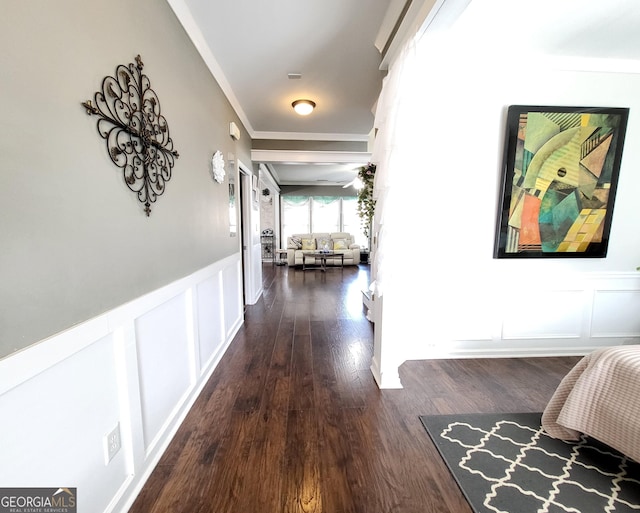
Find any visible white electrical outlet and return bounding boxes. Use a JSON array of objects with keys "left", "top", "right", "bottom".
[{"left": 104, "top": 423, "right": 121, "bottom": 465}]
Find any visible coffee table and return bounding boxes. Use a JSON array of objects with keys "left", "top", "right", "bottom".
[{"left": 302, "top": 251, "right": 344, "bottom": 271}]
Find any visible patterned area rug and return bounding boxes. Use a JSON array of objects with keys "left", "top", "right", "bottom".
[{"left": 420, "top": 412, "right": 640, "bottom": 513}]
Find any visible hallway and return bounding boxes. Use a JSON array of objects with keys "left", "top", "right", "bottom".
[{"left": 129, "top": 263, "right": 579, "bottom": 513}]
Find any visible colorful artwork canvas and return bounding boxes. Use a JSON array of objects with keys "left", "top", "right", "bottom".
[{"left": 494, "top": 105, "right": 629, "bottom": 258}]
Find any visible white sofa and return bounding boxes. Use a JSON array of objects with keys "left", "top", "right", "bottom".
[{"left": 286, "top": 232, "right": 361, "bottom": 266}]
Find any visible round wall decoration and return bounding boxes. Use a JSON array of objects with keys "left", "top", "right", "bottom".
[{"left": 211, "top": 150, "right": 225, "bottom": 183}]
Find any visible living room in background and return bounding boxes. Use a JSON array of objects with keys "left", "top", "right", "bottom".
[{"left": 281, "top": 195, "right": 367, "bottom": 249}]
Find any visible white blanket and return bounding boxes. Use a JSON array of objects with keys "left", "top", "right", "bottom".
[{"left": 542, "top": 345, "right": 640, "bottom": 462}]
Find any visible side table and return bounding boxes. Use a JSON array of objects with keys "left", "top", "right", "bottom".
[{"left": 275, "top": 249, "right": 288, "bottom": 266}]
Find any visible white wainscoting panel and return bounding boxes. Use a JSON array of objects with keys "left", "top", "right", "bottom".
[
  {"left": 591, "top": 289, "right": 640, "bottom": 338},
  {"left": 196, "top": 274, "right": 224, "bottom": 372},
  {"left": 222, "top": 260, "right": 243, "bottom": 337},
  {"left": 0, "top": 253, "right": 244, "bottom": 513},
  {"left": 501, "top": 289, "right": 584, "bottom": 340},
  {"left": 135, "top": 292, "right": 193, "bottom": 454}
]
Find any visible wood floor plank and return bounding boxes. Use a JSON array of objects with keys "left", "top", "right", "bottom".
[
  {"left": 281, "top": 409, "right": 322, "bottom": 513},
  {"left": 235, "top": 381, "right": 289, "bottom": 513},
  {"left": 234, "top": 319, "right": 294, "bottom": 511},
  {"left": 311, "top": 326, "right": 342, "bottom": 414},
  {"left": 196, "top": 410, "right": 260, "bottom": 513},
  {"left": 269, "top": 320, "right": 294, "bottom": 382},
  {"left": 232, "top": 323, "right": 277, "bottom": 412},
  {"left": 316, "top": 407, "right": 357, "bottom": 513},
  {"left": 289, "top": 333, "right": 315, "bottom": 411}
]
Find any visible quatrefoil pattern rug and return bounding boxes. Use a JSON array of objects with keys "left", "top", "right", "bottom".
[{"left": 420, "top": 412, "right": 640, "bottom": 513}]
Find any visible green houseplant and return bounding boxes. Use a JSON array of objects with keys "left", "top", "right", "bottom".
[{"left": 356, "top": 163, "right": 376, "bottom": 238}]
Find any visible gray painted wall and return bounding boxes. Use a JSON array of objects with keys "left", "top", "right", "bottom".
[
  {"left": 252, "top": 140, "right": 368, "bottom": 152},
  {"left": 280, "top": 185, "right": 358, "bottom": 197},
  {"left": 0, "top": 0, "right": 252, "bottom": 357}
]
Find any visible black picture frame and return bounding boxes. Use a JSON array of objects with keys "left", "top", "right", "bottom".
[{"left": 494, "top": 105, "right": 629, "bottom": 259}]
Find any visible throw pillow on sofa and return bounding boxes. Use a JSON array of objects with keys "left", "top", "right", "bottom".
[
  {"left": 288, "top": 236, "right": 302, "bottom": 249},
  {"left": 333, "top": 239, "right": 348, "bottom": 250},
  {"left": 301, "top": 238, "right": 316, "bottom": 250},
  {"left": 317, "top": 238, "right": 333, "bottom": 251}
]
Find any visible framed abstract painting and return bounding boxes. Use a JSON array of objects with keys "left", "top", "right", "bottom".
[{"left": 494, "top": 105, "right": 629, "bottom": 258}]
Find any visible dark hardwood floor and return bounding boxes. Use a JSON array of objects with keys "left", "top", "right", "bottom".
[{"left": 129, "top": 263, "right": 580, "bottom": 513}]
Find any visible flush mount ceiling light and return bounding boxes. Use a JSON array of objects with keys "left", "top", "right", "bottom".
[{"left": 292, "top": 99, "right": 316, "bottom": 116}]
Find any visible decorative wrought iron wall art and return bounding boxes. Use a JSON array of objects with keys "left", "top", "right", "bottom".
[{"left": 82, "top": 55, "right": 179, "bottom": 216}]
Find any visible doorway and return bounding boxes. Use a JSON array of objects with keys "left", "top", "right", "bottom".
[{"left": 238, "top": 161, "right": 262, "bottom": 305}]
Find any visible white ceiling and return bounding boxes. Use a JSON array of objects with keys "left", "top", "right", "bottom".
[
  {"left": 265, "top": 163, "right": 365, "bottom": 186},
  {"left": 168, "top": 0, "right": 640, "bottom": 186},
  {"left": 181, "top": 0, "right": 390, "bottom": 139}
]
